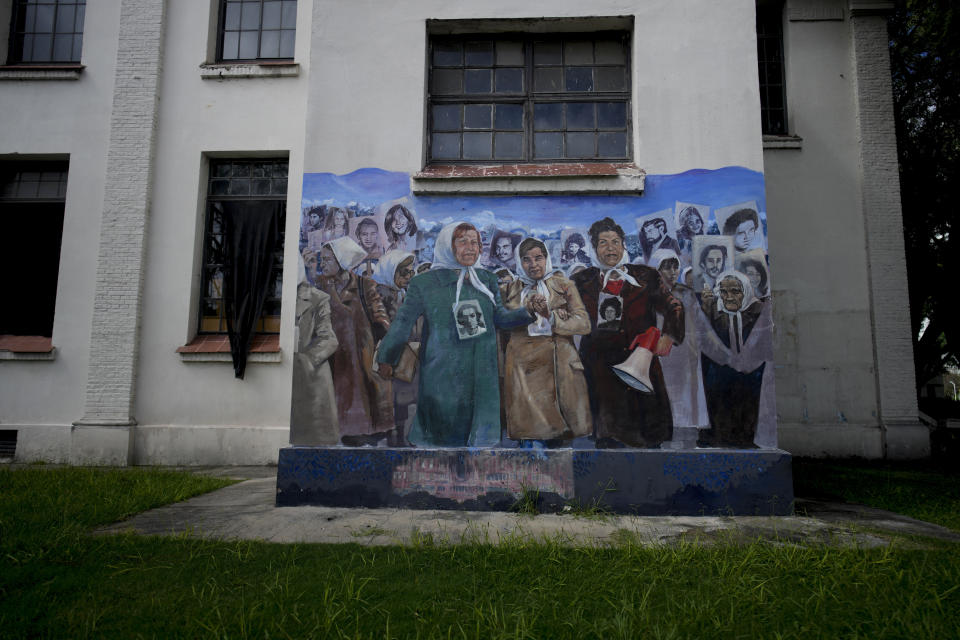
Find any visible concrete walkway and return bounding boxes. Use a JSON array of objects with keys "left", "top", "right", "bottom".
[{"left": 95, "top": 466, "right": 960, "bottom": 547}]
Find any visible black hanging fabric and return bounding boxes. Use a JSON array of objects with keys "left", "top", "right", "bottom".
[{"left": 221, "top": 200, "right": 282, "bottom": 379}]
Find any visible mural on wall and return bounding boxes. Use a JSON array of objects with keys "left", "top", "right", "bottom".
[{"left": 293, "top": 166, "right": 776, "bottom": 452}]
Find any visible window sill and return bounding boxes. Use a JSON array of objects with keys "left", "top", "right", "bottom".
[
  {"left": 177, "top": 334, "right": 281, "bottom": 363},
  {"left": 0, "top": 335, "right": 56, "bottom": 361},
  {"left": 0, "top": 64, "right": 84, "bottom": 81},
  {"left": 410, "top": 162, "right": 645, "bottom": 196},
  {"left": 763, "top": 134, "right": 803, "bottom": 150},
  {"left": 199, "top": 62, "right": 299, "bottom": 80}
]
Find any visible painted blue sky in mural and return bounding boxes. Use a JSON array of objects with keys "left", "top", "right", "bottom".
[{"left": 301, "top": 166, "right": 766, "bottom": 237}]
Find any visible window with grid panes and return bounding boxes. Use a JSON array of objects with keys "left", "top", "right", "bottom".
[
  {"left": 427, "top": 33, "right": 631, "bottom": 163},
  {"left": 217, "top": 0, "right": 296, "bottom": 62},
  {"left": 757, "top": 2, "right": 787, "bottom": 135},
  {"left": 7, "top": 0, "right": 85, "bottom": 64},
  {"left": 0, "top": 161, "right": 69, "bottom": 337},
  {"left": 199, "top": 159, "right": 286, "bottom": 334}
]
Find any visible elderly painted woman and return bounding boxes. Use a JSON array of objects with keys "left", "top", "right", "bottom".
[
  {"left": 374, "top": 249, "right": 419, "bottom": 446},
  {"left": 376, "top": 222, "right": 537, "bottom": 447},
  {"left": 318, "top": 236, "right": 393, "bottom": 445},
  {"left": 502, "top": 237, "right": 592, "bottom": 446}
]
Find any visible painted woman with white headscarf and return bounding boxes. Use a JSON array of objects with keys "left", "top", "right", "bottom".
[
  {"left": 502, "top": 237, "right": 592, "bottom": 445},
  {"left": 318, "top": 236, "right": 393, "bottom": 445},
  {"left": 375, "top": 222, "right": 536, "bottom": 447},
  {"left": 290, "top": 253, "right": 339, "bottom": 445},
  {"left": 697, "top": 269, "right": 775, "bottom": 448},
  {"left": 373, "top": 249, "right": 419, "bottom": 446}
]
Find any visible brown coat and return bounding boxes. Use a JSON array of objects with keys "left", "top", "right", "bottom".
[
  {"left": 502, "top": 275, "right": 592, "bottom": 440},
  {"left": 320, "top": 272, "right": 393, "bottom": 437}
]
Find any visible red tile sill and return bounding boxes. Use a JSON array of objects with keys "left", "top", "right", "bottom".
[
  {"left": 0, "top": 335, "right": 54, "bottom": 353},
  {"left": 413, "top": 162, "right": 641, "bottom": 179},
  {"left": 177, "top": 334, "right": 280, "bottom": 354}
]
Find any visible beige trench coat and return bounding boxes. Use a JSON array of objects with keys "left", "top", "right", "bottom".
[
  {"left": 502, "top": 275, "right": 592, "bottom": 440},
  {"left": 290, "top": 283, "right": 340, "bottom": 445}
]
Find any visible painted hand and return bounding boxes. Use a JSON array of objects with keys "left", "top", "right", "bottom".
[
  {"left": 554, "top": 308, "right": 569, "bottom": 321},
  {"left": 377, "top": 362, "right": 393, "bottom": 379},
  {"left": 654, "top": 335, "right": 674, "bottom": 357}
]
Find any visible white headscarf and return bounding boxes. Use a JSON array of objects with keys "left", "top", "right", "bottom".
[
  {"left": 515, "top": 238, "right": 553, "bottom": 336},
  {"left": 430, "top": 222, "right": 496, "bottom": 305},
  {"left": 650, "top": 248, "right": 681, "bottom": 270},
  {"left": 589, "top": 233, "right": 640, "bottom": 288},
  {"left": 713, "top": 269, "right": 756, "bottom": 353},
  {"left": 323, "top": 236, "right": 367, "bottom": 273},
  {"left": 374, "top": 249, "right": 416, "bottom": 290}
]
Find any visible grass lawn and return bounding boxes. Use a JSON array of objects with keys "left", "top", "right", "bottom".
[
  {"left": 793, "top": 457, "right": 960, "bottom": 530},
  {"left": 1, "top": 466, "right": 958, "bottom": 639}
]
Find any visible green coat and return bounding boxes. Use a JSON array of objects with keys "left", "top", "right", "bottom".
[{"left": 376, "top": 268, "right": 532, "bottom": 447}]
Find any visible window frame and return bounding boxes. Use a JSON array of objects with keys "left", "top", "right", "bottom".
[
  {"left": 756, "top": 1, "right": 788, "bottom": 136},
  {"left": 198, "top": 158, "right": 287, "bottom": 336},
  {"left": 215, "top": 0, "right": 297, "bottom": 63},
  {"left": 6, "top": 0, "right": 86, "bottom": 66},
  {"left": 425, "top": 31, "right": 633, "bottom": 165}
]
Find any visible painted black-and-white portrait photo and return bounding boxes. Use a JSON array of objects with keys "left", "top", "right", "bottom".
[{"left": 453, "top": 299, "right": 487, "bottom": 340}]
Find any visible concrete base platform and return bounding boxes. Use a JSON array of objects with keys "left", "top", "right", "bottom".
[{"left": 276, "top": 447, "right": 794, "bottom": 516}]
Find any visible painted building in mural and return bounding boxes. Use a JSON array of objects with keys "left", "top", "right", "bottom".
[{"left": 0, "top": 0, "right": 927, "bottom": 465}]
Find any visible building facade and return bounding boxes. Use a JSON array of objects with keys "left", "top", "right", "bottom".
[{"left": 0, "top": 0, "right": 928, "bottom": 465}]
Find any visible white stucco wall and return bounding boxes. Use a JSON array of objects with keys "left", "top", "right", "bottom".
[{"left": 0, "top": 1, "right": 121, "bottom": 460}]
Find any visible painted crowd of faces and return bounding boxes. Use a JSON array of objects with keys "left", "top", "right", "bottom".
[{"left": 300, "top": 198, "right": 770, "bottom": 299}]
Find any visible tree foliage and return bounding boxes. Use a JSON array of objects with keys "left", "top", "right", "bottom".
[{"left": 889, "top": 0, "right": 960, "bottom": 387}]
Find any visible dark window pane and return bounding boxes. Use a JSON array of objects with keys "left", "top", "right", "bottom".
[
  {"left": 432, "top": 133, "right": 461, "bottom": 160},
  {"left": 281, "top": 1, "right": 297, "bottom": 28},
  {"left": 35, "top": 4, "right": 54, "bottom": 32},
  {"left": 251, "top": 162, "right": 269, "bottom": 178},
  {"left": 56, "top": 5, "right": 75, "bottom": 32},
  {"left": 534, "top": 42, "right": 561, "bottom": 65},
  {"left": 534, "top": 132, "right": 563, "bottom": 158},
  {"left": 598, "top": 132, "right": 627, "bottom": 157},
  {"left": 494, "top": 104, "right": 523, "bottom": 130},
  {"left": 20, "top": 35, "right": 34, "bottom": 62},
  {"left": 272, "top": 163, "right": 287, "bottom": 177},
  {"left": 270, "top": 178, "right": 287, "bottom": 194},
  {"left": 262, "top": 1, "right": 282, "bottom": 28},
  {"left": 464, "top": 104, "right": 492, "bottom": 129},
  {"left": 241, "top": 2, "right": 261, "bottom": 29},
  {"left": 228, "top": 179, "right": 250, "bottom": 196},
  {"left": 464, "top": 69, "right": 492, "bottom": 93},
  {"left": 565, "top": 67, "right": 593, "bottom": 92},
  {"left": 495, "top": 68, "right": 523, "bottom": 93},
  {"left": 232, "top": 163, "right": 250, "bottom": 177},
  {"left": 598, "top": 102, "right": 627, "bottom": 129},
  {"left": 566, "top": 132, "right": 595, "bottom": 157},
  {"left": 494, "top": 133, "right": 523, "bottom": 159},
  {"left": 534, "top": 67, "right": 562, "bottom": 92},
  {"left": 211, "top": 179, "right": 229, "bottom": 195},
  {"left": 432, "top": 69, "right": 462, "bottom": 94},
  {"left": 595, "top": 40, "right": 626, "bottom": 64},
  {"left": 37, "top": 180, "right": 59, "bottom": 198},
  {"left": 496, "top": 41, "right": 524, "bottom": 65},
  {"left": 534, "top": 103, "right": 563, "bottom": 130},
  {"left": 251, "top": 179, "right": 272, "bottom": 195},
  {"left": 260, "top": 30, "right": 280, "bottom": 58},
  {"left": 564, "top": 41, "right": 593, "bottom": 65},
  {"left": 239, "top": 31, "right": 259, "bottom": 59},
  {"left": 463, "top": 132, "right": 492, "bottom": 159},
  {"left": 433, "top": 42, "right": 461, "bottom": 67},
  {"left": 33, "top": 35, "right": 52, "bottom": 59},
  {"left": 52, "top": 35, "right": 72, "bottom": 61},
  {"left": 71, "top": 36, "right": 82, "bottom": 61},
  {"left": 24, "top": 5, "right": 36, "bottom": 32},
  {"left": 213, "top": 163, "right": 232, "bottom": 177},
  {"left": 279, "top": 31, "right": 295, "bottom": 58},
  {"left": 225, "top": 2, "right": 242, "bottom": 29},
  {"left": 432, "top": 104, "right": 461, "bottom": 131},
  {"left": 222, "top": 31, "right": 239, "bottom": 59},
  {"left": 464, "top": 42, "right": 494, "bottom": 66},
  {"left": 595, "top": 67, "right": 626, "bottom": 91},
  {"left": 566, "top": 103, "right": 595, "bottom": 129}
]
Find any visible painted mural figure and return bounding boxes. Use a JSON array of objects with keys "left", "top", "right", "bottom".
[
  {"left": 384, "top": 204, "right": 418, "bottom": 252},
  {"left": 322, "top": 206, "right": 350, "bottom": 242},
  {"left": 572, "top": 218, "right": 684, "bottom": 448},
  {"left": 484, "top": 229, "right": 519, "bottom": 272},
  {"left": 723, "top": 208, "right": 760, "bottom": 253},
  {"left": 561, "top": 232, "right": 591, "bottom": 265},
  {"left": 697, "top": 270, "right": 773, "bottom": 448},
  {"left": 502, "top": 238, "right": 592, "bottom": 445},
  {"left": 290, "top": 257, "right": 340, "bottom": 446},
  {"left": 651, "top": 249, "right": 708, "bottom": 429},
  {"left": 639, "top": 217, "right": 681, "bottom": 265},
  {"left": 318, "top": 237, "right": 394, "bottom": 445},
  {"left": 676, "top": 205, "right": 705, "bottom": 258},
  {"left": 376, "top": 222, "right": 535, "bottom": 447},
  {"left": 696, "top": 243, "right": 728, "bottom": 290},
  {"left": 374, "top": 249, "right": 419, "bottom": 446}
]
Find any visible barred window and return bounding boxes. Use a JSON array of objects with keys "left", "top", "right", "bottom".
[
  {"left": 7, "top": 0, "right": 86, "bottom": 64},
  {"left": 757, "top": 2, "right": 787, "bottom": 135},
  {"left": 217, "top": 0, "right": 297, "bottom": 62},
  {"left": 199, "top": 159, "right": 287, "bottom": 334},
  {"left": 427, "top": 33, "right": 632, "bottom": 163}
]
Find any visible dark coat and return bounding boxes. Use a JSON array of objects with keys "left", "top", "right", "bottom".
[{"left": 572, "top": 264, "right": 685, "bottom": 447}]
